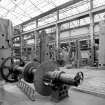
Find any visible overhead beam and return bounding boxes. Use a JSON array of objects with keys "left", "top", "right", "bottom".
[
  {"left": 20, "top": 0, "right": 84, "bottom": 26},
  {"left": 20, "top": 5, "right": 105, "bottom": 35},
  {"left": 58, "top": 5, "right": 105, "bottom": 24}
]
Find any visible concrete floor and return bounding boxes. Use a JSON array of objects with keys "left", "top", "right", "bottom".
[{"left": 1, "top": 83, "right": 105, "bottom": 105}]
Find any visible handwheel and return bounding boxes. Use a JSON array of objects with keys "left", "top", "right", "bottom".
[{"left": 0, "top": 56, "right": 25, "bottom": 83}]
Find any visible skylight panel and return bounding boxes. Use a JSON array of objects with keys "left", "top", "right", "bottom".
[
  {"left": 53, "top": 0, "right": 71, "bottom": 6},
  {"left": 0, "top": 0, "right": 10, "bottom": 7},
  {"left": 93, "top": 0, "right": 105, "bottom": 8},
  {"left": 0, "top": 8, "right": 7, "bottom": 16},
  {"left": 4, "top": 1, "right": 15, "bottom": 10},
  {"left": 39, "top": 4, "right": 54, "bottom": 13},
  {"left": 94, "top": 13, "right": 105, "bottom": 22}
]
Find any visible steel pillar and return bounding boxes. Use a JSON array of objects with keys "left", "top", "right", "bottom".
[
  {"left": 34, "top": 19, "right": 38, "bottom": 57},
  {"left": 89, "top": 0, "right": 95, "bottom": 66},
  {"left": 20, "top": 35, "right": 23, "bottom": 58},
  {"left": 98, "top": 16, "right": 105, "bottom": 68},
  {"left": 76, "top": 40, "right": 81, "bottom": 68},
  {"left": 56, "top": 10, "right": 60, "bottom": 49}
]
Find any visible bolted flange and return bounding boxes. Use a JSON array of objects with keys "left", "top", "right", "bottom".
[{"left": 23, "top": 61, "right": 40, "bottom": 83}]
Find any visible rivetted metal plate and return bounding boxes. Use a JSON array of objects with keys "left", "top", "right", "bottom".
[
  {"left": 34, "top": 60, "right": 58, "bottom": 96},
  {"left": 23, "top": 61, "right": 40, "bottom": 83}
]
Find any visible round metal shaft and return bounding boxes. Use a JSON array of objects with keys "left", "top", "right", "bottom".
[
  {"left": 13, "top": 61, "right": 40, "bottom": 83},
  {"left": 14, "top": 65, "right": 24, "bottom": 73},
  {"left": 59, "top": 73, "right": 77, "bottom": 86},
  {"left": 45, "top": 71, "right": 84, "bottom": 86}
]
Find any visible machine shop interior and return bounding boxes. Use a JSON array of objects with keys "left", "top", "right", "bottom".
[{"left": 0, "top": 0, "right": 105, "bottom": 105}]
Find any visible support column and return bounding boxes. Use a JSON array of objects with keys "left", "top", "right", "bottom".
[
  {"left": 75, "top": 40, "right": 81, "bottom": 68},
  {"left": 56, "top": 24, "right": 60, "bottom": 49},
  {"left": 89, "top": 0, "right": 95, "bottom": 66},
  {"left": 20, "top": 35, "right": 23, "bottom": 58},
  {"left": 98, "top": 15, "right": 105, "bottom": 68},
  {"left": 55, "top": 10, "right": 61, "bottom": 61},
  {"left": 34, "top": 19, "right": 38, "bottom": 57},
  {"left": 20, "top": 25, "right": 24, "bottom": 58},
  {"left": 56, "top": 10, "right": 60, "bottom": 49}
]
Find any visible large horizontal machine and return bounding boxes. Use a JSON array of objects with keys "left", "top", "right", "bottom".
[{"left": 0, "top": 56, "right": 84, "bottom": 101}]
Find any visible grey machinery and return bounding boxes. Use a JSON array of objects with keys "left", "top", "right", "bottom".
[
  {"left": 0, "top": 56, "right": 84, "bottom": 101},
  {"left": 0, "top": 19, "right": 84, "bottom": 102}
]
